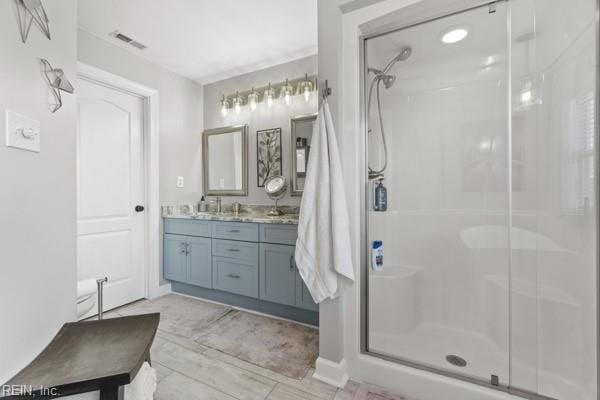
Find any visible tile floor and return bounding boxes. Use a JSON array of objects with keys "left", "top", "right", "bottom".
[{"left": 106, "top": 293, "right": 408, "bottom": 400}]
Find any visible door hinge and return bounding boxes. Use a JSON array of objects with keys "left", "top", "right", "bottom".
[{"left": 489, "top": 2, "right": 497, "bottom": 14}]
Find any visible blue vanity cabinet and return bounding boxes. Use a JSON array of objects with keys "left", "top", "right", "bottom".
[
  {"left": 164, "top": 234, "right": 188, "bottom": 282},
  {"left": 259, "top": 223, "right": 319, "bottom": 312},
  {"left": 187, "top": 236, "right": 212, "bottom": 288},
  {"left": 259, "top": 243, "right": 297, "bottom": 306},
  {"left": 164, "top": 217, "right": 318, "bottom": 325},
  {"left": 295, "top": 270, "right": 318, "bottom": 312}
]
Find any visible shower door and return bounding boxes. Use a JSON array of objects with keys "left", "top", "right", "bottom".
[
  {"left": 365, "top": 2, "right": 511, "bottom": 384},
  {"left": 364, "top": 0, "right": 598, "bottom": 398}
]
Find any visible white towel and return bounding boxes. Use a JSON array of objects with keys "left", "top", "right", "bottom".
[
  {"left": 62, "top": 362, "right": 157, "bottom": 400},
  {"left": 295, "top": 101, "right": 355, "bottom": 303}
]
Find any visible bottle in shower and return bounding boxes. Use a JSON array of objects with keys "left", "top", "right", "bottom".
[
  {"left": 374, "top": 178, "right": 387, "bottom": 212},
  {"left": 371, "top": 241, "right": 384, "bottom": 271}
]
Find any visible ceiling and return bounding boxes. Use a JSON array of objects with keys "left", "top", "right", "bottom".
[{"left": 78, "top": 0, "right": 318, "bottom": 84}]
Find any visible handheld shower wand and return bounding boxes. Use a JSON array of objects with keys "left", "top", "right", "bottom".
[{"left": 367, "top": 46, "right": 412, "bottom": 179}]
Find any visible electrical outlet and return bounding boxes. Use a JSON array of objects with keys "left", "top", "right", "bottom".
[{"left": 177, "top": 176, "right": 184, "bottom": 188}]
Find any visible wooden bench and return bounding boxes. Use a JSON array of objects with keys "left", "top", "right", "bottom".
[{"left": 2, "top": 313, "right": 160, "bottom": 399}]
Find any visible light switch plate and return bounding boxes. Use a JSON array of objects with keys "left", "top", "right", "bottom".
[
  {"left": 5, "top": 110, "right": 40, "bottom": 152},
  {"left": 176, "top": 176, "right": 184, "bottom": 188}
]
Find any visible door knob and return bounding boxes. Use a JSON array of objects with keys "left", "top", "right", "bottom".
[{"left": 135, "top": 205, "right": 145, "bottom": 212}]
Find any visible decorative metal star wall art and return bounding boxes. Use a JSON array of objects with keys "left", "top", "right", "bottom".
[
  {"left": 15, "top": 0, "right": 51, "bottom": 43},
  {"left": 41, "top": 58, "right": 75, "bottom": 113}
]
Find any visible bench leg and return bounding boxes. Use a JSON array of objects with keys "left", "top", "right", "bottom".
[{"left": 100, "top": 385, "right": 123, "bottom": 400}]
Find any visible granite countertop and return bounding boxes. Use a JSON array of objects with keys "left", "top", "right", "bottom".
[{"left": 162, "top": 204, "right": 300, "bottom": 225}]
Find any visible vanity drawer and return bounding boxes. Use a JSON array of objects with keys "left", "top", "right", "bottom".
[
  {"left": 212, "top": 239, "right": 258, "bottom": 261},
  {"left": 259, "top": 224, "right": 298, "bottom": 245},
  {"left": 212, "top": 256, "right": 258, "bottom": 298},
  {"left": 164, "top": 218, "right": 212, "bottom": 237},
  {"left": 213, "top": 221, "right": 259, "bottom": 242}
]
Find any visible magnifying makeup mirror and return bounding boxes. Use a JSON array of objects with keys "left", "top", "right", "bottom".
[{"left": 264, "top": 176, "right": 287, "bottom": 216}]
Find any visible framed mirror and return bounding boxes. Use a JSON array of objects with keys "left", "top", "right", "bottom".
[
  {"left": 203, "top": 125, "right": 248, "bottom": 196},
  {"left": 290, "top": 113, "right": 317, "bottom": 196}
]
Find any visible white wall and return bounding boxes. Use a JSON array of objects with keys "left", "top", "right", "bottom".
[
  {"left": 77, "top": 29, "right": 204, "bottom": 205},
  {"left": 316, "top": 0, "right": 347, "bottom": 367},
  {"left": 0, "top": 0, "right": 78, "bottom": 384},
  {"left": 203, "top": 55, "right": 317, "bottom": 206}
]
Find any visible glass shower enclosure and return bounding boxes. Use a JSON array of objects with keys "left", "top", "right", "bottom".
[{"left": 363, "top": 1, "right": 598, "bottom": 399}]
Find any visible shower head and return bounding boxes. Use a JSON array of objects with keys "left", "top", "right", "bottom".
[{"left": 382, "top": 46, "right": 412, "bottom": 74}]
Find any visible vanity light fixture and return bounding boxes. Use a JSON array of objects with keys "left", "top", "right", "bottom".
[
  {"left": 220, "top": 95, "right": 229, "bottom": 117},
  {"left": 218, "top": 74, "right": 317, "bottom": 116},
  {"left": 441, "top": 27, "right": 469, "bottom": 44},
  {"left": 233, "top": 91, "right": 244, "bottom": 114},
  {"left": 264, "top": 83, "right": 275, "bottom": 108},
  {"left": 248, "top": 87, "right": 259, "bottom": 111},
  {"left": 298, "top": 74, "right": 314, "bottom": 102},
  {"left": 280, "top": 79, "right": 293, "bottom": 105}
]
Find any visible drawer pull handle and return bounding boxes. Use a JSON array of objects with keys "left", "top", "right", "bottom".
[
  {"left": 290, "top": 255, "right": 296, "bottom": 271},
  {"left": 228, "top": 248, "right": 240, "bottom": 252},
  {"left": 228, "top": 229, "right": 240, "bottom": 233},
  {"left": 227, "top": 273, "right": 241, "bottom": 279}
]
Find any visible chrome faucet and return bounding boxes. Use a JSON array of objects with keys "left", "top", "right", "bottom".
[{"left": 209, "top": 196, "right": 222, "bottom": 213}]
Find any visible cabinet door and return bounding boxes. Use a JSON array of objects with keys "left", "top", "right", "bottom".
[
  {"left": 187, "top": 236, "right": 212, "bottom": 288},
  {"left": 164, "top": 234, "right": 187, "bottom": 282},
  {"left": 259, "top": 243, "right": 296, "bottom": 306},
  {"left": 295, "top": 268, "right": 318, "bottom": 311}
]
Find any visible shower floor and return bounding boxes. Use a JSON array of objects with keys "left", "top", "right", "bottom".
[
  {"left": 368, "top": 322, "right": 589, "bottom": 400},
  {"left": 369, "top": 322, "right": 507, "bottom": 383}
]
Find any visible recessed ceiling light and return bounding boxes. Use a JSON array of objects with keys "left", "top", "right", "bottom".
[{"left": 441, "top": 27, "right": 469, "bottom": 44}]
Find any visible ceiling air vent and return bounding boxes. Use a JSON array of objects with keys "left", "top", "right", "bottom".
[
  {"left": 109, "top": 31, "right": 146, "bottom": 50},
  {"left": 129, "top": 41, "right": 147, "bottom": 50}
]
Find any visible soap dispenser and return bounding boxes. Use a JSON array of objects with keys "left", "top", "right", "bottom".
[
  {"left": 198, "top": 196, "right": 207, "bottom": 212},
  {"left": 374, "top": 178, "right": 387, "bottom": 212}
]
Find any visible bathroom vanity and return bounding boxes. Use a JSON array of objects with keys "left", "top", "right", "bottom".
[{"left": 162, "top": 213, "right": 318, "bottom": 325}]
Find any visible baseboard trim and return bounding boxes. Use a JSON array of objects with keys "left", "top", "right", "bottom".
[
  {"left": 150, "top": 283, "right": 171, "bottom": 299},
  {"left": 171, "top": 282, "right": 318, "bottom": 326},
  {"left": 313, "top": 357, "right": 349, "bottom": 388}
]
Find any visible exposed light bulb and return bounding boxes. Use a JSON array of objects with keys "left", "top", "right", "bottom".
[
  {"left": 248, "top": 88, "right": 258, "bottom": 111},
  {"left": 220, "top": 94, "right": 228, "bottom": 117},
  {"left": 281, "top": 79, "right": 292, "bottom": 106},
  {"left": 232, "top": 91, "right": 242, "bottom": 114},
  {"left": 299, "top": 74, "right": 313, "bottom": 103},
  {"left": 264, "top": 83, "right": 275, "bottom": 109}
]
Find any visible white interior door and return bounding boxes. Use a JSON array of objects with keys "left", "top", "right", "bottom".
[{"left": 77, "top": 78, "right": 146, "bottom": 317}]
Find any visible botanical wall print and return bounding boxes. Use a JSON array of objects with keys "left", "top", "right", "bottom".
[{"left": 257, "top": 128, "right": 282, "bottom": 187}]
